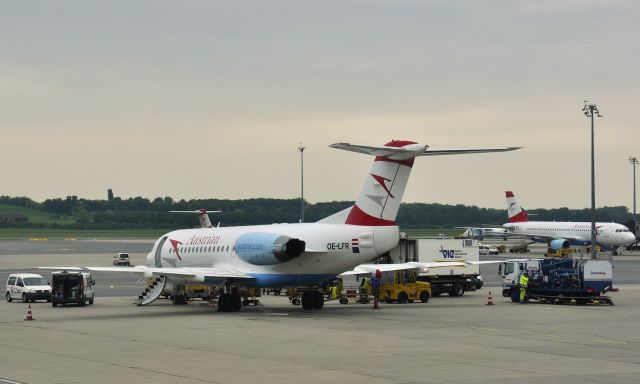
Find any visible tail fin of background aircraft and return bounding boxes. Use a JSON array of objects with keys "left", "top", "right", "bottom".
[
  {"left": 169, "top": 209, "right": 221, "bottom": 228},
  {"left": 505, "top": 191, "right": 528, "bottom": 223},
  {"left": 319, "top": 140, "right": 521, "bottom": 226}
]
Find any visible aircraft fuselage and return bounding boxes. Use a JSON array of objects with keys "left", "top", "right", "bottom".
[{"left": 146, "top": 223, "right": 399, "bottom": 287}]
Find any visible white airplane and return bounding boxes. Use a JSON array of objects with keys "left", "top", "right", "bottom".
[
  {"left": 502, "top": 191, "right": 636, "bottom": 250},
  {"left": 458, "top": 227, "right": 509, "bottom": 240},
  {"left": 42, "top": 140, "right": 520, "bottom": 312}
]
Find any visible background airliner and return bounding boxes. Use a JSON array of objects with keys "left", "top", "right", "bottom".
[
  {"left": 43, "top": 141, "right": 519, "bottom": 312},
  {"left": 502, "top": 191, "right": 636, "bottom": 250},
  {"left": 458, "top": 227, "right": 509, "bottom": 240}
]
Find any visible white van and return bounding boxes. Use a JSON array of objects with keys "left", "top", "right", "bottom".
[
  {"left": 113, "top": 252, "right": 131, "bottom": 266},
  {"left": 5, "top": 273, "right": 52, "bottom": 303},
  {"left": 51, "top": 271, "right": 96, "bottom": 307},
  {"left": 479, "top": 244, "right": 499, "bottom": 256}
]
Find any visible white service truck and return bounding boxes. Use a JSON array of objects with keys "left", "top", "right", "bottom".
[{"left": 388, "top": 238, "right": 483, "bottom": 297}]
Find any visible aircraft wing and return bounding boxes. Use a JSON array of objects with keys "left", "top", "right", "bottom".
[
  {"left": 40, "top": 265, "right": 253, "bottom": 281},
  {"left": 340, "top": 259, "right": 504, "bottom": 278},
  {"left": 339, "top": 261, "right": 467, "bottom": 277}
]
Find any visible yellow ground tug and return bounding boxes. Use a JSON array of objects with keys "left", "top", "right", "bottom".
[{"left": 378, "top": 270, "right": 431, "bottom": 304}]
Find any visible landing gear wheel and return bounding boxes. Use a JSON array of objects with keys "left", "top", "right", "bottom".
[
  {"left": 231, "top": 294, "right": 242, "bottom": 312},
  {"left": 172, "top": 294, "right": 187, "bottom": 305},
  {"left": 89, "top": 298, "right": 94, "bottom": 305},
  {"left": 301, "top": 292, "right": 314, "bottom": 310},
  {"left": 52, "top": 302, "right": 58, "bottom": 307},
  {"left": 420, "top": 291, "right": 430, "bottom": 303},
  {"left": 6, "top": 292, "right": 12, "bottom": 302},
  {"left": 218, "top": 293, "right": 231, "bottom": 312},
  {"left": 312, "top": 292, "right": 324, "bottom": 309},
  {"left": 339, "top": 296, "right": 349, "bottom": 305}
]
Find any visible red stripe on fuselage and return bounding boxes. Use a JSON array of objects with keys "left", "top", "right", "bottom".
[{"left": 345, "top": 204, "right": 396, "bottom": 226}]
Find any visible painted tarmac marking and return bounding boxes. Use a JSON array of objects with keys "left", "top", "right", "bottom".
[
  {"left": 593, "top": 339, "right": 627, "bottom": 345},
  {"left": 0, "top": 378, "right": 27, "bottom": 384}
]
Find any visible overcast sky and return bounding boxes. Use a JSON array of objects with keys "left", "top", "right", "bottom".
[{"left": 2, "top": 1, "right": 639, "bottom": 210}]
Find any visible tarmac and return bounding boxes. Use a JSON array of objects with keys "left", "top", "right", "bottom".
[{"left": 1, "top": 239, "right": 640, "bottom": 383}]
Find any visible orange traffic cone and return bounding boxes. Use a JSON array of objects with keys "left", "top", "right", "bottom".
[
  {"left": 486, "top": 291, "right": 494, "bottom": 306},
  {"left": 25, "top": 304, "right": 34, "bottom": 321}
]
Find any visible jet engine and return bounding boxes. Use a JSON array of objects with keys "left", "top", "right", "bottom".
[
  {"left": 549, "top": 239, "right": 571, "bottom": 251},
  {"left": 235, "top": 232, "right": 306, "bottom": 265}
]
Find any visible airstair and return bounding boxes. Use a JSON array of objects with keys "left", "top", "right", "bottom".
[{"left": 136, "top": 275, "right": 167, "bottom": 306}]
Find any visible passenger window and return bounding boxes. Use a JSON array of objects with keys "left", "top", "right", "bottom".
[
  {"left": 17, "top": 279, "right": 24, "bottom": 287},
  {"left": 8, "top": 277, "right": 16, "bottom": 285}
]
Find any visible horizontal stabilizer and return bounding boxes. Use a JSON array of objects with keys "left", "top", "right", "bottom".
[
  {"left": 330, "top": 142, "right": 521, "bottom": 160},
  {"left": 419, "top": 147, "right": 522, "bottom": 156}
]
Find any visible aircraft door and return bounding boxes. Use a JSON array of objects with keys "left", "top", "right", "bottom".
[{"left": 155, "top": 236, "right": 168, "bottom": 267}]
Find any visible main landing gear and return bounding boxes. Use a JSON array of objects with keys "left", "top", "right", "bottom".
[
  {"left": 218, "top": 285, "right": 242, "bottom": 312},
  {"left": 300, "top": 290, "right": 324, "bottom": 310}
]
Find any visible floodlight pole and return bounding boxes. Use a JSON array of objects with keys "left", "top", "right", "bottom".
[
  {"left": 630, "top": 156, "right": 638, "bottom": 225},
  {"left": 299, "top": 143, "right": 306, "bottom": 223},
  {"left": 583, "top": 101, "right": 602, "bottom": 260}
]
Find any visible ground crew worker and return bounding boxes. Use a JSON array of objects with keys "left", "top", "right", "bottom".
[
  {"left": 330, "top": 284, "right": 338, "bottom": 300},
  {"left": 519, "top": 271, "right": 529, "bottom": 303},
  {"left": 359, "top": 277, "right": 370, "bottom": 303}
]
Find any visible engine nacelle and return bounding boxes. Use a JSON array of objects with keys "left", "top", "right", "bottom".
[
  {"left": 235, "top": 232, "right": 306, "bottom": 265},
  {"left": 549, "top": 239, "right": 570, "bottom": 251}
]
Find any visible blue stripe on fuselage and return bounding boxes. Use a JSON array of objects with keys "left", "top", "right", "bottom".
[
  {"left": 530, "top": 237, "right": 599, "bottom": 246},
  {"left": 244, "top": 274, "right": 338, "bottom": 287}
]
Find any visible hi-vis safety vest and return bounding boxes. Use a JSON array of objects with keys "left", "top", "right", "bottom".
[{"left": 519, "top": 274, "right": 528, "bottom": 288}]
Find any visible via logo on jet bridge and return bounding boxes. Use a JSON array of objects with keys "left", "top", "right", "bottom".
[{"left": 439, "top": 247, "right": 457, "bottom": 259}]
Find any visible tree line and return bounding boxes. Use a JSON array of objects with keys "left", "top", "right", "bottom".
[{"left": 0, "top": 195, "right": 634, "bottom": 230}]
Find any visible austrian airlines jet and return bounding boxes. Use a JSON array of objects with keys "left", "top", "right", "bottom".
[
  {"left": 44, "top": 141, "right": 519, "bottom": 312},
  {"left": 502, "top": 191, "right": 636, "bottom": 250}
]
